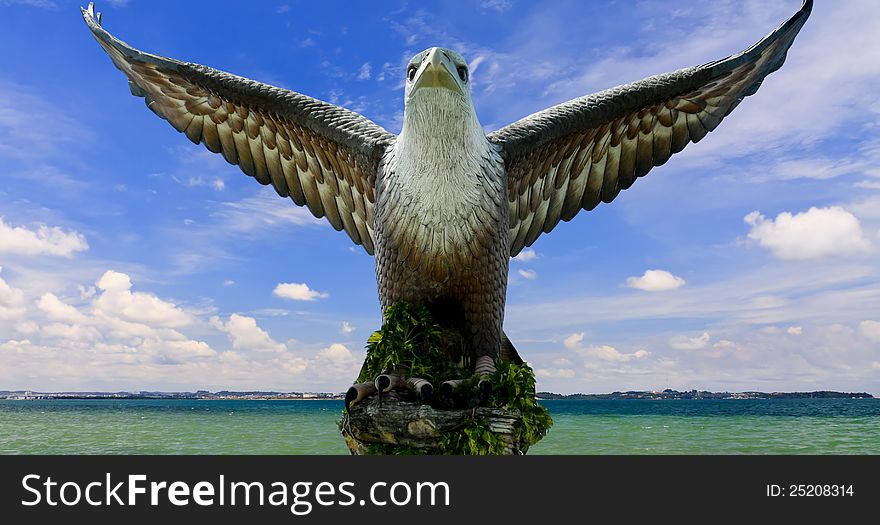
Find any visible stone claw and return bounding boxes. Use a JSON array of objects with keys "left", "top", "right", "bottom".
[
  {"left": 374, "top": 373, "right": 406, "bottom": 393},
  {"left": 475, "top": 355, "right": 496, "bottom": 396},
  {"left": 406, "top": 378, "right": 433, "bottom": 402},
  {"left": 345, "top": 382, "right": 377, "bottom": 412},
  {"left": 439, "top": 379, "right": 465, "bottom": 396}
]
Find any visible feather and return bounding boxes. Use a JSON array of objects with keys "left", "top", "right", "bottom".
[
  {"left": 652, "top": 121, "right": 673, "bottom": 167},
  {"left": 670, "top": 111, "right": 689, "bottom": 154},
  {"left": 184, "top": 115, "right": 203, "bottom": 145},
  {"left": 217, "top": 123, "right": 237, "bottom": 164},
  {"left": 201, "top": 119, "right": 222, "bottom": 153},
  {"left": 686, "top": 113, "right": 708, "bottom": 143},
  {"left": 233, "top": 130, "right": 255, "bottom": 177}
]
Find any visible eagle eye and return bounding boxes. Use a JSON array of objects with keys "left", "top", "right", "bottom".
[
  {"left": 407, "top": 65, "right": 417, "bottom": 82},
  {"left": 457, "top": 66, "right": 468, "bottom": 83}
]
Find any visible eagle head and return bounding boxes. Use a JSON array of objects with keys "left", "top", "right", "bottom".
[{"left": 402, "top": 47, "right": 480, "bottom": 139}]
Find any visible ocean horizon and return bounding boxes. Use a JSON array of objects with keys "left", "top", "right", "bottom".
[{"left": 1, "top": 398, "right": 878, "bottom": 455}]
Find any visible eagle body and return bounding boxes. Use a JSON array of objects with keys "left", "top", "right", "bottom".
[
  {"left": 81, "top": 0, "right": 813, "bottom": 374},
  {"left": 376, "top": 88, "right": 508, "bottom": 360}
]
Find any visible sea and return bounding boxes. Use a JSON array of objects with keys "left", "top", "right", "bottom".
[{"left": 1, "top": 398, "right": 878, "bottom": 454}]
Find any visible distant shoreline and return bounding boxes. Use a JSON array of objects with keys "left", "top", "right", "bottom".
[
  {"left": 535, "top": 389, "right": 874, "bottom": 400},
  {"left": 0, "top": 388, "right": 873, "bottom": 401}
]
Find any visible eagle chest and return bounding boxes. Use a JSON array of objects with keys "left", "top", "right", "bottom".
[{"left": 376, "top": 161, "right": 508, "bottom": 288}]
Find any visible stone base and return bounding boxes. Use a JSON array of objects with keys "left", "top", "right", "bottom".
[{"left": 341, "top": 390, "right": 528, "bottom": 455}]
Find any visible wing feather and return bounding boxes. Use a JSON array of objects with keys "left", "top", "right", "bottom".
[
  {"left": 82, "top": 4, "right": 394, "bottom": 254},
  {"left": 492, "top": 0, "right": 811, "bottom": 256}
]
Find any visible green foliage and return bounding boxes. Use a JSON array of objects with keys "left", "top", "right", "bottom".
[
  {"left": 352, "top": 302, "right": 552, "bottom": 455},
  {"left": 485, "top": 362, "right": 554, "bottom": 448},
  {"left": 437, "top": 421, "right": 507, "bottom": 455},
  {"left": 356, "top": 303, "right": 465, "bottom": 385}
]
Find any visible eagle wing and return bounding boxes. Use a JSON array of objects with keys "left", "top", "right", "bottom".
[
  {"left": 489, "top": 0, "right": 812, "bottom": 256},
  {"left": 82, "top": 3, "right": 395, "bottom": 254}
]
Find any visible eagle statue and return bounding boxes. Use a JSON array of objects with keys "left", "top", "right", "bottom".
[{"left": 82, "top": 1, "right": 812, "bottom": 390}]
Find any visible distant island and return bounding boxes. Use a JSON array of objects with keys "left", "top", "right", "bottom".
[
  {"left": 0, "top": 388, "right": 873, "bottom": 400},
  {"left": 536, "top": 389, "right": 874, "bottom": 400},
  {"left": 0, "top": 390, "right": 346, "bottom": 400}
]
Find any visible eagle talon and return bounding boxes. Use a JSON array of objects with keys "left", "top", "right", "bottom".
[
  {"left": 439, "top": 379, "right": 465, "bottom": 396},
  {"left": 406, "top": 378, "right": 433, "bottom": 402},
  {"left": 345, "top": 381, "right": 377, "bottom": 412}
]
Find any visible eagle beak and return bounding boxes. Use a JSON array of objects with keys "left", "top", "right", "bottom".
[{"left": 413, "top": 48, "right": 462, "bottom": 94}]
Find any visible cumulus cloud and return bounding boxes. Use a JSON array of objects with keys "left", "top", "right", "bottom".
[
  {"left": 745, "top": 207, "right": 872, "bottom": 260},
  {"left": 273, "top": 282, "right": 329, "bottom": 301},
  {"left": 0, "top": 270, "right": 217, "bottom": 387},
  {"left": 786, "top": 326, "right": 803, "bottom": 336},
  {"left": 311, "top": 343, "right": 361, "bottom": 379},
  {"left": 512, "top": 248, "right": 538, "bottom": 262},
  {"left": 625, "top": 269, "right": 685, "bottom": 292},
  {"left": 0, "top": 271, "right": 26, "bottom": 321},
  {"left": 670, "top": 332, "right": 711, "bottom": 351},
  {"left": 535, "top": 367, "right": 576, "bottom": 378},
  {"left": 518, "top": 269, "right": 537, "bottom": 280},
  {"left": 0, "top": 217, "right": 88, "bottom": 257},
  {"left": 859, "top": 320, "right": 880, "bottom": 342},
  {"left": 210, "top": 314, "right": 286, "bottom": 353},
  {"left": 317, "top": 343, "right": 354, "bottom": 362},
  {"left": 564, "top": 332, "right": 649, "bottom": 362},
  {"left": 0, "top": 268, "right": 372, "bottom": 391},
  {"left": 94, "top": 271, "right": 193, "bottom": 328},
  {"left": 37, "top": 293, "right": 88, "bottom": 324}
]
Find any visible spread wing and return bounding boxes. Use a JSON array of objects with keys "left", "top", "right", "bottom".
[
  {"left": 82, "top": 3, "right": 395, "bottom": 254},
  {"left": 490, "top": 0, "right": 812, "bottom": 256}
]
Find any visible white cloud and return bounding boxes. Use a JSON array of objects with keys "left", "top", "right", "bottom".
[
  {"left": 535, "top": 367, "right": 576, "bottom": 378},
  {"left": 341, "top": 321, "right": 355, "bottom": 334},
  {"left": 670, "top": 332, "right": 711, "bottom": 350},
  {"left": 175, "top": 175, "right": 225, "bottom": 191},
  {"left": 480, "top": 0, "right": 512, "bottom": 12},
  {"left": 310, "top": 343, "right": 362, "bottom": 380},
  {"left": 0, "top": 217, "right": 88, "bottom": 258},
  {"left": 859, "top": 320, "right": 880, "bottom": 342},
  {"left": 564, "top": 332, "right": 649, "bottom": 362},
  {"left": 41, "top": 322, "right": 102, "bottom": 342},
  {"left": 745, "top": 207, "right": 872, "bottom": 260},
  {"left": 0, "top": 272, "right": 25, "bottom": 321},
  {"left": 626, "top": 269, "right": 685, "bottom": 292},
  {"left": 786, "top": 326, "right": 803, "bottom": 335},
  {"left": 37, "top": 293, "right": 88, "bottom": 324},
  {"left": 14, "top": 321, "right": 38, "bottom": 334},
  {"left": 0, "top": 270, "right": 218, "bottom": 388},
  {"left": 518, "top": 269, "right": 537, "bottom": 280},
  {"left": 273, "top": 282, "right": 329, "bottom": 301},
  {"left": 317, "top": 343, "right": 354, "bottom": 363},
  {"left": 94, "top": 271, "right": 192, "bottom": 328},
  {"left": 210, "top": 314, "right": 286, "bottom": 353},
  {"left": 562, "top": 332, "right": 585, "bottom": 350},
  {"left": 1, "top": 0, "right": 58, "bottom": 8},
  {"left": 512, "top": 248, "right": 538, "bottom": 262},
  {"left": 211, "top": 188, "right": 323, "bottom": 234},
  {"left": 357, "top": 63, "right": 372, "bottom": 80}
]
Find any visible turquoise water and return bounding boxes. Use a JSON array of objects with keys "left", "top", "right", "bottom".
[{"left": 1, "top": 398, "right": 877, "bottom": 454}]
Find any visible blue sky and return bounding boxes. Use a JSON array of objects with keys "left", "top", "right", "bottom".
[{"left": 1, "top": 0, "right": 878, "bottom": 394}]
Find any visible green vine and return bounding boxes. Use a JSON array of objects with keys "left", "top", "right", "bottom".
[
  {"left": 349, "top": 302, "right": 552, "bottom": 455},
  {"left": 355, "top": 302, "right": 467, "bottom": 385}
]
